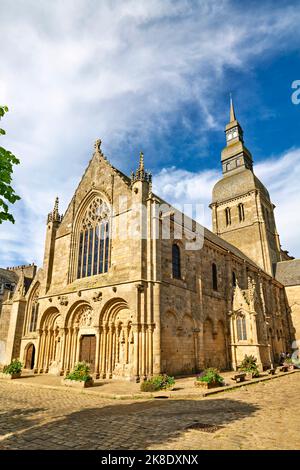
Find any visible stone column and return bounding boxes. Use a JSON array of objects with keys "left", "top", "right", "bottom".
[
  {"left": 152, "top": 283, "right": 161, "bottom": 375},
  {"left": 40, "top": 329, "right": 48, "bottom": 373},
  {"left": 64, "top": 328, "right": 72, "bottom": 374},
  {"left": 34, "top": 329, "right": 43, "bottom": 373},
  {"left": 72, "top": 327, "right": 79, "bottom": 366},
  {"left": 193, "top": 328, "right": 201, "bottom": 372},
  {"left": 229, "top": 312, "right": 238, "bottom": 370},
  {"left": 148, "top": 324, "right": 154, "bottom": 377},
  {"left": 133, "top": 323, "right": 140, "bottom": 382},
  {"left": 45, "top": 329, "right": 53, "bottom": 372},
  {"left": 60, "top": 328, "right": 68, "bottom": 375},
  {"left": 108, "top": 324, "right": 115, "bottom": 379},
  {"left": 100, "top": 324, "right": 108, "bottom": 379},
  {"left": 94, "top": 326, "right": 101, "bottom": 379}
]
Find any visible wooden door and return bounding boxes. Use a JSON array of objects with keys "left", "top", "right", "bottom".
[
  {"left": 79, "top": 335, "right": 96, "bottom": 373},
  {"left": 25, "top": 344, "right": 35, "bottom": 369}
]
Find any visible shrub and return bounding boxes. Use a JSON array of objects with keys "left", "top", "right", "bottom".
[
  {"left": 141, "top": 374, "right": 175, "bottom": 392},
  {"left": 3, "top": 359, "right": 22, "bottom": 375},
  {"left": 66, "top": 362, "right": 92, "bottom": 382},
  {"left": 196, "top": 368, "right": 224, "bottom": 385},
  {"left": 239, "top": 355, "right": 259, "bottom": 377}
]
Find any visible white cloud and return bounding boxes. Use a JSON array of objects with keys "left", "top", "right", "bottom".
[
  {"left": 0, "top": 0, "right": 300, "bottom": 266},
  {"left": 154, "top": 148, "right": 300, "bottom": 259}
]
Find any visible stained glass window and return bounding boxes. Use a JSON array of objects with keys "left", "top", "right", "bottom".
[{"left": 77, "top": 197, "right": 110, "bottom": 279}]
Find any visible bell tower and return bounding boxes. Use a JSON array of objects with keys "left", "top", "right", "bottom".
[{"left": 210, "top": 97, "right": 282, "bottom": 276}]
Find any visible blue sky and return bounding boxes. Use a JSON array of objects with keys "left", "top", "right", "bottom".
[{"left": 0, "top": 0, "right": 300, "bottom": 266}]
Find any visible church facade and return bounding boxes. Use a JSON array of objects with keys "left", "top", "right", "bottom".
[{"left": 0, "top": 101, "right": 299, "bottom": 381}]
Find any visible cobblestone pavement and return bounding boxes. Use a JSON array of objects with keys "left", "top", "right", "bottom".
[{"left": 0, "top": 373, "right": 299, "bottom": 450}]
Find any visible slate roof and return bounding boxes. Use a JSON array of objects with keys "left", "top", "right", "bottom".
[
  {"left": 275, "top": 259, "right": 300, "bottom": 286},
  {"left": 0, "top": 268, "right": 18, "bottom": 285}
]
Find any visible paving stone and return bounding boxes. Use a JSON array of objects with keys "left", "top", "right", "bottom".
[{"left": 0, "top": 374, "right": 299, "bottom": 449}]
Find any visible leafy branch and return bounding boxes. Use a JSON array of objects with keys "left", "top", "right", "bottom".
[{"left": 0, "top": 105, "right": 21, "bottom": 224}]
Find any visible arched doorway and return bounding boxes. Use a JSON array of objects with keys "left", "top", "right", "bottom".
[{"left": 25, "top": 344, "right": 35, "bottom": 369}]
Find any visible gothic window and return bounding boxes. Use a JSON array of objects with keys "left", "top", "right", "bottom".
[
  {"left": 212, "top": 263, "right": 218, "bottom": 291},
  {"left": 237, "top": 316, "right": 247, "bottom": 341},
  {"left": 28, "top": 284, "right": 40, "bottom": 333},
  {"left": 225, "top": 207, "right": 231, "bottom": 226},
  {"left": 238, "top": 203, "right": 245, "bottom": 222},
  {"left": 172, "top": 244, "right": 181, "bottom": 279},
  {"left": 232, "top": 271, "right": 237, "bottom": 287},
  {"left": 77, "top": 196, "right": 110, "bottom": 279},
  {"left": 29, "top": 303, "right": 39, "bottom": 332}
]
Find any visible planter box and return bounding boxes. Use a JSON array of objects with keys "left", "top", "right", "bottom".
[
  {"left": 0, "top": 372, "right": 21, "bottom": 380},
  {"left": 194, "top": 380, "right": 222, "bottom": 389},
  {"left": 62, "top": 378, "right": 94, "bottom": 389},
  {"left": 245, "top": 372, "right": 259, "bottom": 380}
]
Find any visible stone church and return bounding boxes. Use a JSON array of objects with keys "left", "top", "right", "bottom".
[{"left": 0, "top": 100, "right": 299, "bottom": 381}]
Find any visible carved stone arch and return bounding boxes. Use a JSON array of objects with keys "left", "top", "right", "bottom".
[
  {"left": 162, "top": 310, "right": 178, "bottom": 332},
  {"left": 36, "top": 306, "right": 63, "bottom": 374},
  {"left": 25, "top": 281, "right": 40, "bottom": 333},
  {"left": 181, "top": 313, "right": 195, "bottom": 336},
  {"left": 99, "top": 298, "right": 130, "bottom": 325},
  {"left": 39, "top": 306, "right": 61, "bottom": 330},
  {"left": 65, "top": 301, "right": 93, "bottom": 328},
  {"left": 74, "top": 189, "right": 112, "bottom": 231}
]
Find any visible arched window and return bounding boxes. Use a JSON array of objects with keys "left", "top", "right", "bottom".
[
  {"left": 212, "top": 263, "right": 218, "bottom": 291},
  {"left": 225, "top": 207, "right": 231, "bottom": 226},
  {"left": 172, "top": 244, "right": 181, "bottom": 279},
  {"left": 237, "top": 316, "right": 247, "bottom": 340},
  {"left": 238, "top": 203, "right": 245, "bottom": 222},
  {"left": 29, "top": 285, "right": 40, "bottom": 332},
  {"left": 77, "top": 196, "right": 110, "bottom": 279},
  {"left": 232, "top": 271, "right": 237, "bottom": 287}
]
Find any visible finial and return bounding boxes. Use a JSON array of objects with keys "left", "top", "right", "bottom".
[
  {"left": 139, "top": 151, "right": 144, "bottom": 171},
  {"left": 54, "top": 196, "right": 59, "bottom": 215},
  {"left": 229, "top": 93, "right": 236, "bottom": 122},
  {"left": 131, "top": 151, "right": 151, "bottom": 185},
  {"left": 94, "top": 139, "right": 102, "bottom": 153},
  {"left": 47, "top": 196, "right": 62, "bottom": 224}
]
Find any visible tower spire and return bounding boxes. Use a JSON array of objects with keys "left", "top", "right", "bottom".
[
  {"left": 229, "top": 93, "right": 236, "bottom": 122},
  {"left": 139, "top": 151, "right": 144, "bottom": 171},
  {"left": 47, "top": 196, "right": 62, "bottom": 223},
  {"left": 131, "top": 151, "right": 152, "bottom": 185}
]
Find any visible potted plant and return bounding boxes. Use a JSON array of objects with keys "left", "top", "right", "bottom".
[
  {"left": 239, "top": 355, "right": 259, "bottom": 379},
  {"left": 140, "top": 374, "right": 175, "bottom": 392},
  {"left": 195, "top": 368, "right": 224, "bottom": 389},
  {"left": 63, "top": 362, "right": 94, "bottom": 388},
  {"left": 1, "top": 359, "right": 22, "bottom": 379}
]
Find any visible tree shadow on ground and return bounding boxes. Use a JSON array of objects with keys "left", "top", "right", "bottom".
[
  {"left": 0, "top": 408, "right": 45, "bottom": 436},
  {"left": 0, "top": 398, "right": 259, "bottom": 450}
]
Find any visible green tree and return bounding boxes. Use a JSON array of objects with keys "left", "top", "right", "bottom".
[{"left": 0, "top": 105, "right": 20, "bottom": 224}]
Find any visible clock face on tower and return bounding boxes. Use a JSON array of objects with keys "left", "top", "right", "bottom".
[{"left": 227, "top": 132, "right": 233, "bottom": 141}]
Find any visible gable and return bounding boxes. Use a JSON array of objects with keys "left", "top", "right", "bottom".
[{"left": 56, "top": 144, "right": 132, "bottom": 238}]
